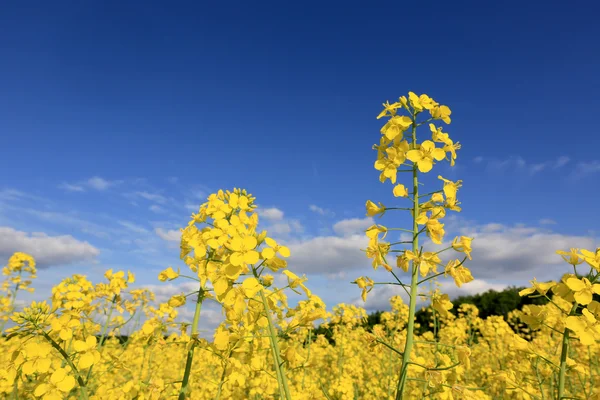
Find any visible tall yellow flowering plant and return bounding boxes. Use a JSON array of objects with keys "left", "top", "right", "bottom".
[
  {"left": 160, "top": 188, "right": 323, "bottom": 400},
  {"left": 355, "top": 92, "right": 475, "bottom": 398}
]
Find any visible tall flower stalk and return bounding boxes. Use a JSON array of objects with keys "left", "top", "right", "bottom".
[{"left": 355, "top": 92, "right": 475, "bottom": 398}]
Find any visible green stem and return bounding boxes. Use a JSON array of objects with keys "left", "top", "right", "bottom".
[
  {"left": 178, "top": 288, "right": 204, "bottom": 400},
  {"left": 558, "top": 303, "right": 578, "bottom": 399},
  {"left": 259, "top": 289, "right": 292, "bottom": 400},
  {"left": 396, "top": 113, "right": 419, "bottom": 400}
]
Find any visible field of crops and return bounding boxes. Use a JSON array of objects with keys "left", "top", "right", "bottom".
[{"left": 2, "top": 93, "right": 599, "bottom": 400}]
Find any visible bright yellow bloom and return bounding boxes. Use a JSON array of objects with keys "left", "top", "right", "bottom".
[
  {"left": 158, "top": 267, "right": 179, "bottom": 282},
  {"left": 406, "top": 141, "right": 446, "bottom": 173},
  {"left": 580, "top": 248, "right": 600, "bottom": 270},
  {"left": 566, "top": 308, "right": 600, "bottom": 345},
  {"left": 376, "top": 101, "right": 402, "bottom": 119},
  {"left": 283, "top": 270, "right": 311, "bottom": 297},
  {"left": 430, "top": 104, "right": 452, "bottom": 124},
  {"left": 566, "top": 277, "right": 600, "bottom": 305},
  {"left": 365, "top": 200, "right": 385, "bottom": 217},
  {"left": 229, "top": 235, "right": 259, "bottom": 266},
  {"left": 393, "top": 184, "right": 409, "bottom": 197},
  {"left": 444, "top": 260, "right": 474, "bottom": 288},
  {"left": 355, "top": 276, "right": 374, "bottom": 302},
  {"left": 556, "top": 248, "right": 584, "bottom": 265},
  {"left": 452, "top": 236, "right": 474, "bottom": 260},
  {"left": 261, "top": 237, "right": 290, "bottom": 259},
  {"left": 380, "top": 115, "right": 412, "bottom": 140}
]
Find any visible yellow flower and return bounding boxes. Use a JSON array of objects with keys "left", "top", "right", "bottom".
[
  {"left": 566, "top": 308, "right": 600, "bottom": 345},
  {"left": 406, "top": 141, "right": 446, "bottom": 173},
  {"left": 365, "top": 200, "right": 385, "bottom": 217},
  {"left": 34, "top": 367, "right": 76, "bottom": 397},
  {"left": 241, "top": 277, "right": 263, "bottom": 298},
  {"left": 380, "top": 115, "right": 412, "bottom": 140},
  {"left": 158, "top": 267, "right": 180, "bottom": 282},
  {"left": 444, "top": 260, "right": 474, "bottom": 288},
  {"left": 430, "top": 104, "right": 452, "bottom": 124},
  {"left": 261, "top": 237, "right": 290, "bottom": 259},
  {"left": 376, "top": 100, "right": 402, "bottom": 119},
  {"left": 556, "top": 248, "right": 584, "bottom": 265},
  {"left": 580, "top": 248, "right": 600, "bottom": 270},
  {"left": 282, "top": 270, "right": 311, "bottom": 297},
  {"left": 519, "top": 278, "right": 556, "bottom": 297},
  {"left": 452, "top": 236, "right": 474, "bottom": 260},
  {"left": 393, "top": 184, "right": 409, "bottom": 197},
  {"left": 566, "top": 277, "right": 600, "bottom": 305},
  {"left": 73, "top": 336, "right": 101, "bottom": 370},
  {"left": 229, "top": 235, "right": 259, "bottom": 266},
  {"left": 355, "top": 276, "right": 374, "bottom": 302}
]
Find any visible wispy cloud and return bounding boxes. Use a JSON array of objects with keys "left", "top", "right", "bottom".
[
  {"left": 475, "top": 155, "right": 571, "bottom": 175},
  {"left": 59, "top": 176, "right": 120, "bottom": 192},
  {"left": 309, "top": 204, "right": 334, "bottom": 217},
  {"left": 573, "top": 160, "right": 600, "bottom": 177},
  {"left": 118, "top": 220, "right": 149, "bottom": 234}
]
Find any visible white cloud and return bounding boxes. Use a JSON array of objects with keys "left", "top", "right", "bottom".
[
  {"left": 0, "top": 226, "right": 100, "bottom": 268},
  {"left": 258, "top": 207, "right": 284, "bottom": 221},
  {"left": 309, "top": 204, "right": 334, "bottom": 217},
  {"left": 574, "top": 160, "right": 600, "bottom": 176},
  {"left": 268, "top": 220, "right": 304, "bottom": 236},
  {"left": 539, "top": 218, "right": 557, "bottom": 225},
  {"left": 457, "top": 223, "right": 597, "bottom": 280},
  {"left": 155, "top": 228, "right": 181, "bottom": 242},
  {"left": 480, "top": 155, "right": 572, "bottom": 175},
  {"left": 333, "top": 217, "right": 373, "bottom": 237},
  {"left": 287, "top": 234, "right": 368, "bottom": 274},
  {"left": 57, "top": 177, "right": 119, "bottom": 192},
  {"left": 134, "top": 191, "right": 167, "bottom": 204},
  {"left": 118, "top": 221, "right": 149, "bottom": 234},
  {"left": 554, "top": 156, "right": 570, "bottom": 169},
  {"left": 58, "top": 183, "right": 85, "bottom": 192},
  {"left": 0, "top": 189, "right": 27, "bottom": 201},
  {"left": 87, "top": 177, "right": 113, "bottom": 191}
]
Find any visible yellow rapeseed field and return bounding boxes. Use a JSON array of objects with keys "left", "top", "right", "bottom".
[{"left": 2, "top": 92, "right": 599, "bottom": 399}]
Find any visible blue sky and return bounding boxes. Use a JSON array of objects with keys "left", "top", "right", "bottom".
[{"left": 1, "top": 1, "right": 599, "bottom": 332}]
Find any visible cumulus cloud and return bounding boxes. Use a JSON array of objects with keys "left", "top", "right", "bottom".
[
  {"left": 268, "top": 220, "right": 304, "bottom": 236},
  {"left": 155, "top": 228, "right": 181, "bottom": 242},
  {"left": 258, "top": 207, "right": 284, "bottom": 221},
  {"left": 287, "top": 234, "right": 368, "bottom": 274},
  {"left": 333, "top": 217, "right": 373, "bottom": 237},
  {"left": 454, "top": 223, "right": 597, "bottom": 280},
  {"left": 0, "top": 227, "right": 100, "bottom": 268}
]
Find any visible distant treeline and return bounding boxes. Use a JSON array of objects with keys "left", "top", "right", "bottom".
[{"left": 312, "top": 286, "right": 551, "bottom": 344}]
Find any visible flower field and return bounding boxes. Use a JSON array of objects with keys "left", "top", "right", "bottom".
[{"left": 1, "top": 93, "right": 599, "bottom": 400}]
